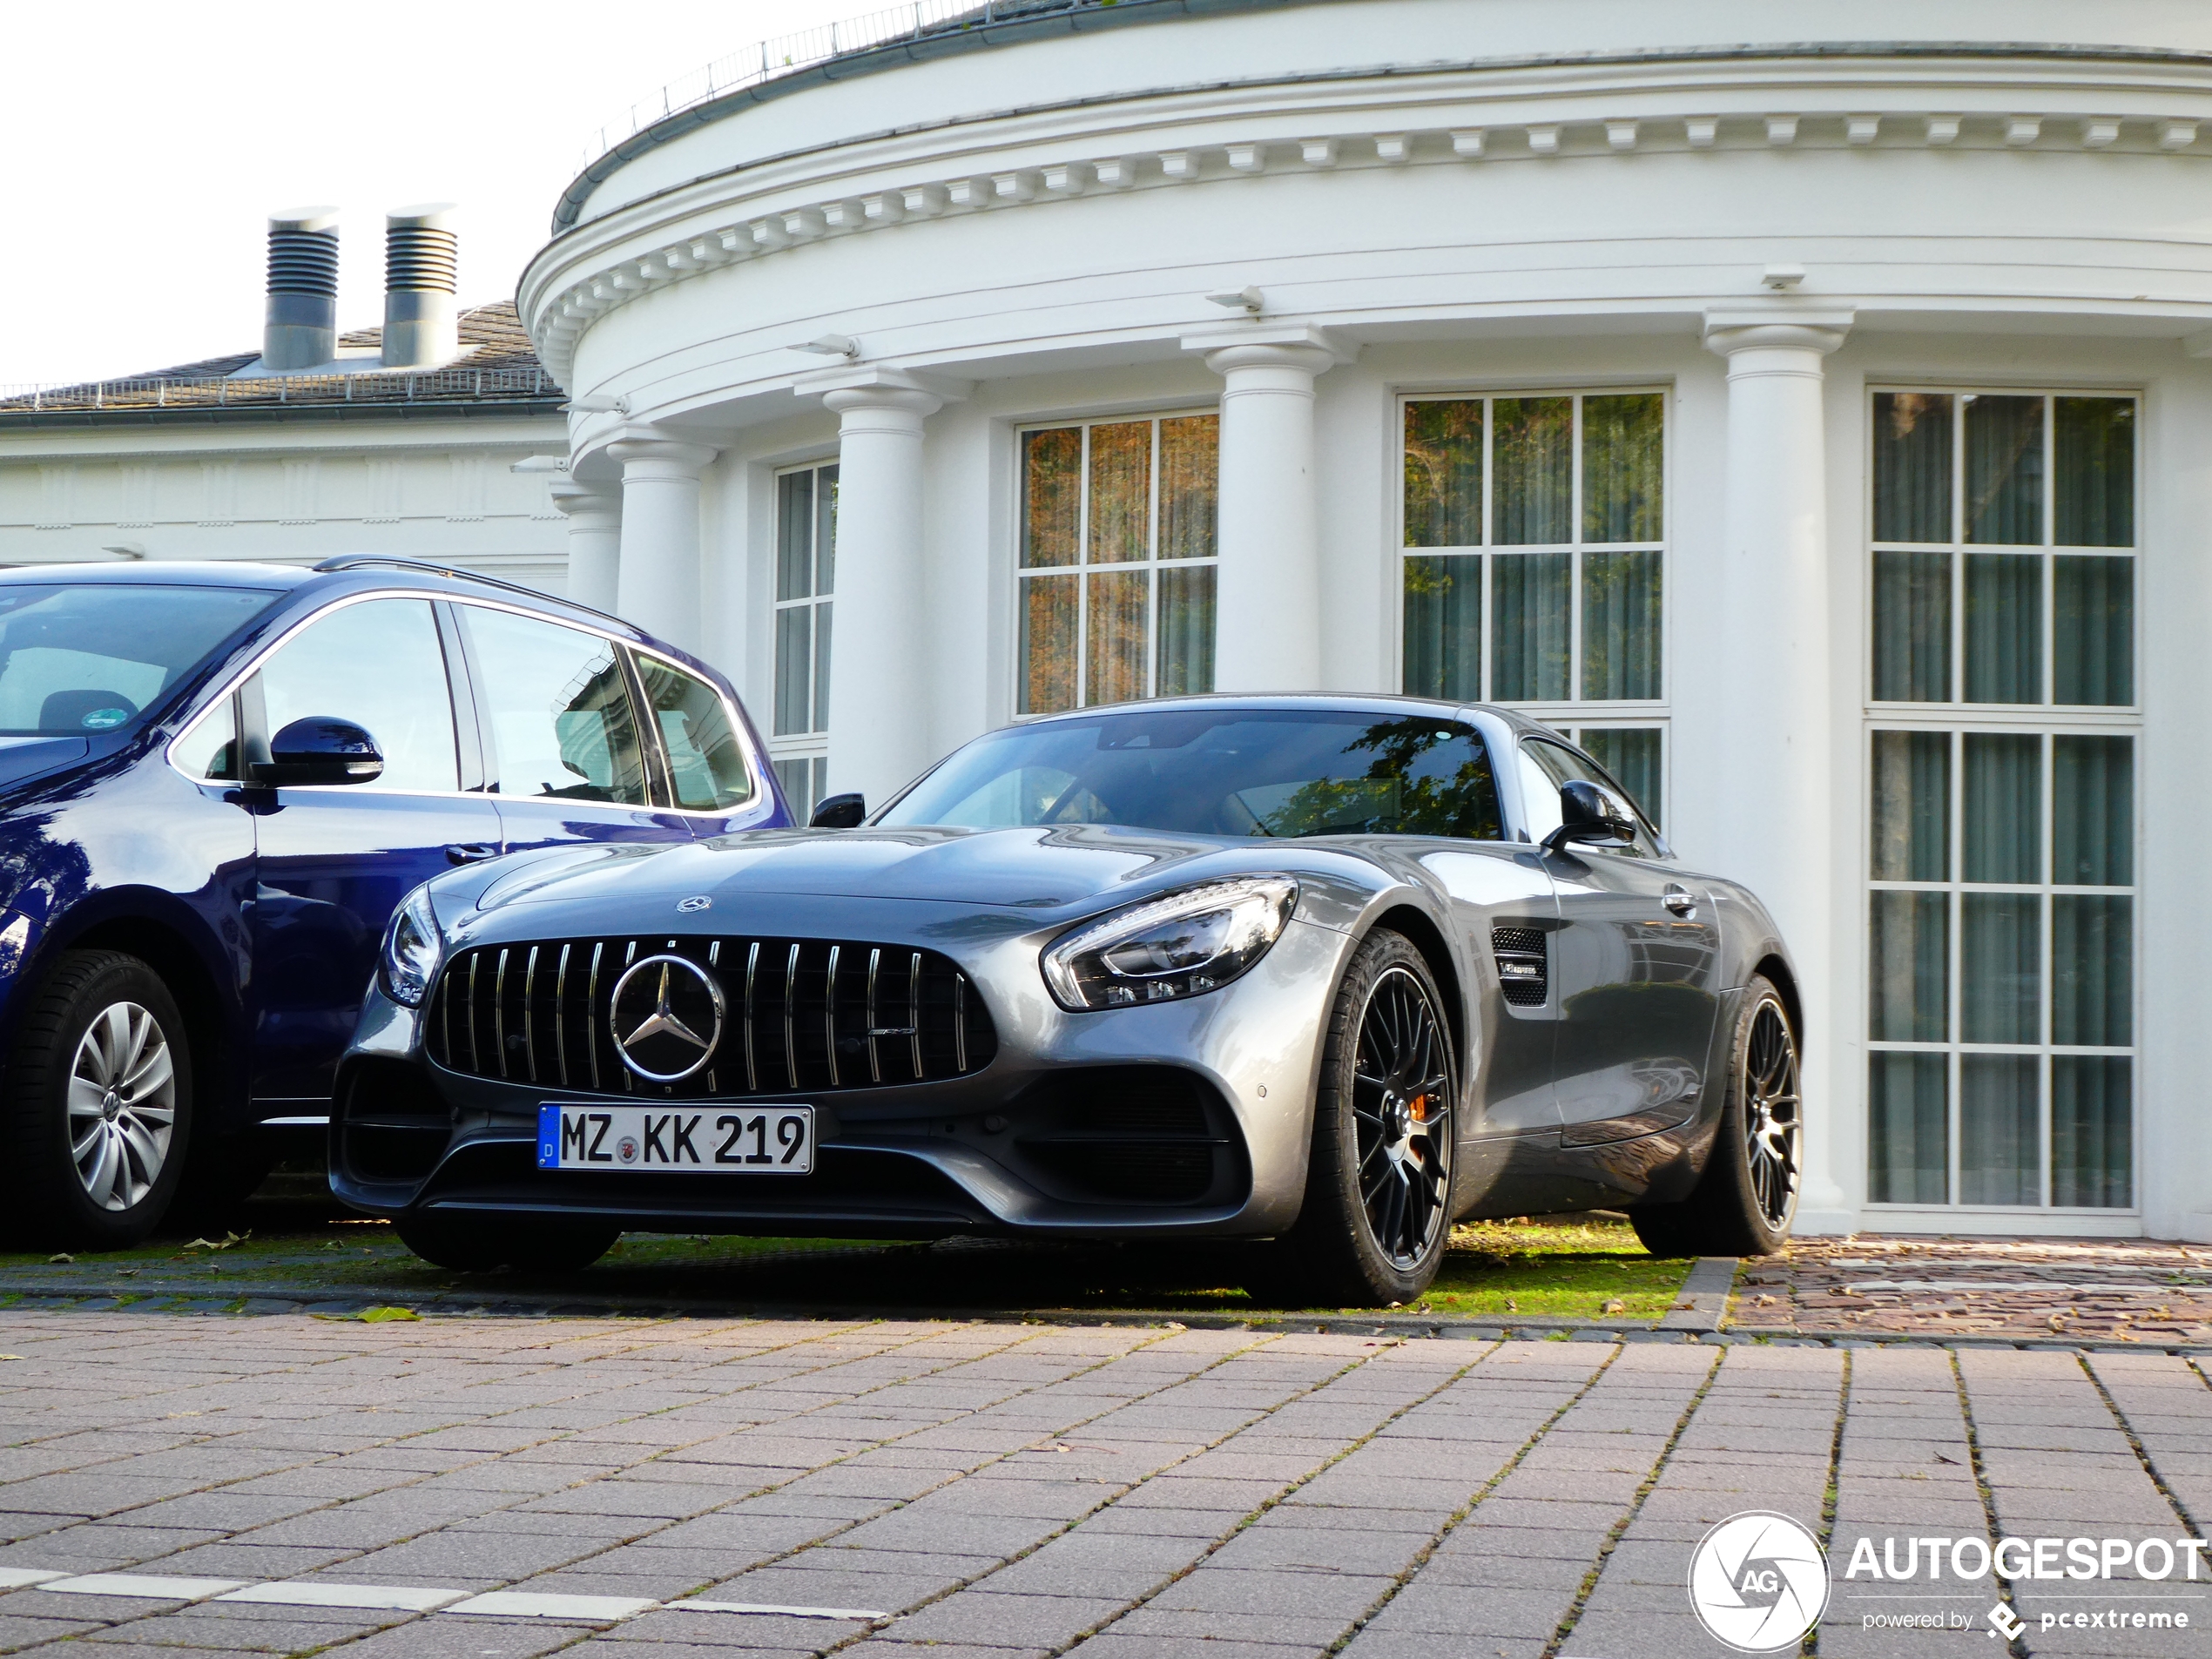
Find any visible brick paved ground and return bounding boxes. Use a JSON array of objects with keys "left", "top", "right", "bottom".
[{"left": 0, "top": 1316, "right": 2197, "bottom": 1656}]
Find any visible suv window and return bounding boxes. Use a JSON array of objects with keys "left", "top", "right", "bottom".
[
  {"left": 460, "top": 607, "right": 649, "bottom": 806},
  {"left": 1519, "top": 737, "right": 1659, "bottom": 857},
  {"left": 634, "top": 655, "right": 756, "bottom": 812},
  {"left": 254, "top": 598, "right": 459, "bottom": 792}
]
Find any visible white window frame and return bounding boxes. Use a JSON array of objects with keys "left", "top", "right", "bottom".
[{"left": 770, "top": 458, "right": 836, "bottom": 813}]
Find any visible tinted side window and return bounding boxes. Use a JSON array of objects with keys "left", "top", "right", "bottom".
[
  {"left": 635, "top": 655, "right": 756, "bottom": 812},
  {"left": 461, "top": 608, "right": 648, "bottom": 806},
  {"left": 255, "top": 598, "right": 458, "bottom": 792},
  {"left": 171, "top": 697, "right": 239, "bottom": 782}
]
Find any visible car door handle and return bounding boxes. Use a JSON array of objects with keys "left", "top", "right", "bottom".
[
  {"left": 446, "top": 842, "right": 501, "bottom": 866},
  {"left": 1662, "top": 884, "right": 1697, "bottom": 917}
]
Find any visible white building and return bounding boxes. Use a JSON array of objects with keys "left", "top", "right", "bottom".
[
  {"left": 0, "top": 210, "right": 572, "bottom": 590},
  {"left": 522, "top": 1, "right": 2212, "bottom": 1238}
]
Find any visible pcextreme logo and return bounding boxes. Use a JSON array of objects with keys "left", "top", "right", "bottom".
[{"left": 1687, "top": 1511, "right": 1831, "bottom": 1653}]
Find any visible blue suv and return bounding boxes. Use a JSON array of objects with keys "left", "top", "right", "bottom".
[{"left": 0, "top": 558, "right": 787, "bottom": 1248}]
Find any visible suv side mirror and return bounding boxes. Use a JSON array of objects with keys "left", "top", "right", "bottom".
[
  {"left": 810, "top": 792, "right": 866, "bottom": 829},
  {"left": 255, "top": 717, "right": 385, "bottom": 788},
  {"left": 1542, "top": 779, "right": 1637, "bottom": 852}
]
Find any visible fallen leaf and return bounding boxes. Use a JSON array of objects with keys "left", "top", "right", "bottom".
[
  {"left": 181, "top": 1231, "right": 249, "bottom": 1253},
  {"left": 45, "top": 1254, "right": 71, "bottom": 1265},
  {"left": 1601, "top": 1299, "right": 1628, "bottom": 1315},
  {"left": 312, "top": 1306, "right": 421, "bottom": 1324},
  {"left": 0, "top": 1355, "right": 22, "bottom": 1362}
]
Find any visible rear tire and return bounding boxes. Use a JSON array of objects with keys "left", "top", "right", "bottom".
[
  {"left": 396, "top": 1213, "right": 620, "bottom": 1273},
  {"left": 1629, "top": 975, "right": 1801, "bottom": 1258},
  {"left": 1257, "top": 929, "right": 1457, "bottom": 1309},
  {"left": 0, "top": 952, "right": 192, "bottom": 1251}
]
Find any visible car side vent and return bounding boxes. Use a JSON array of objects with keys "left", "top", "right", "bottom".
[
  {"left": 1492, "top": 927, "right": 1548, "bottom": 1007},
  {"left": 424, "top": 935, "right": 996, "bottom": 1098}
]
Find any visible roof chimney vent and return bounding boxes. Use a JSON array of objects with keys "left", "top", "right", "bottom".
[
  {"left": 382, "top": 204, "right": 459, "bottom": 369},
  {"left": 263, "top": 206, "right": 339, "bottom": 371}
]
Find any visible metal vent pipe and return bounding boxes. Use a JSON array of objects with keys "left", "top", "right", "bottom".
[
  {"left": 381, "top": 203, "right": 459, "bottom": 368},
  {"left": 262, "top": 206, "right": 339, "bottom": 371}
]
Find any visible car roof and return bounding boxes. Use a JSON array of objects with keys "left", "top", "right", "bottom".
[{"left": 1012, "top": 691, "right": 1568, "bottom": 740}]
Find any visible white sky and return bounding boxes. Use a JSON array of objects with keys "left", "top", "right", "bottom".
[{"left": 0, "top": 0, "right": 865, "bottom": 386}]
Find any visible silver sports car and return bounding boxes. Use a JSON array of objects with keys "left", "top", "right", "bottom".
[{"left": 334, "top": 696, "right": 1804, "bottom": 1306}]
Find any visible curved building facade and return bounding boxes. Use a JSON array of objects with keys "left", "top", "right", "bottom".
[{"left": 520, "top": 0, "right": 2212, "bottom": 1238}]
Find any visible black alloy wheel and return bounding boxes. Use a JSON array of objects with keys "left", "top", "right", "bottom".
[
  {"left": 1352, "top": 965, "right": 1454, "bottom": 1271},
  {"left": 1253, "top": 928, "right": 1458, "bottom": 1309},
  {"left": 1742, "top": 994, "right": 1802, "bottom": 1231},
  {"left": 1629, "top": 974, "right": 1802, "bottom": 1258}
]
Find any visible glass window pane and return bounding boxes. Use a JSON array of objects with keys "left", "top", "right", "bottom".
[
  {"left": 1581, "top": 393, "right": 1662, "bottom": 543},
  {"left": 1964, "top": 394, "right": 2045, "bottom": 545},
  {"left": 815, "top": 464, "right": 839, "bottom": 593},
  {"left": 1088, "top": 421, "right": 1150, "bottom": 565},
  {"left": 1963, "top": 553, "right": 2041, "bottom": 704},
  {"left": 1868, "top": 1053, "right": 1947, "bottom": 1204},
  {"left": 1492, "top": 397, "right": 1573, "bottom": 545},
  {"left": 462, "top": 608, "right": 646, "bottom": 806},
  {"left": 1018, "top": 574, "right": 1077, "bottom": 715},
  {"left": 1159, "top": 415, "right": 1217, "bottom": 562},
  {"left": 2054, "top": 397, "right": 2133, "bottom": 548},
  {"left": 1870, "top": 890, "right": 1947, "bottom": 1042},
  {"left": 1962, "top": 732, "right": 2040, "bottom": 883},
  {"left": 1403, "top": 556, "right": 1480, "bottom": 701},
  {"left": 1871, "top": 730, "right": 1949, "bottom": 881},
  {"left": 259, "top": 598, "right": 457, "bottom": 793},
  {"left": 1961, "top": 893, "right": 2040, "bottom": 1044},
  {"left": 1157, "top": 565, "right": 1215, "bottom": 698},
  {"left": 776, "top": 469, "right": 813, "bottom": 601},
  {"left": 1872, "top": 552, "right": 1952, "bottom": 702},
  {"left": 1084, "top": 570, "right": 1148, "bottom": 706},
  {"left": 2053, "top": 735, "right": 2132, "bottom": 886},
  {"left": 772, "top": 606, "right": 811, "bottom": 737},
  {"left": 1576, "top": 728, "right": 1661, "bottom": 828},
  {"left": 2052, "top": 1055, "right": 2131, "bottom": 1207},
  {"left": 1491, "top": 553, "right": 1570, "bottom": 700},
  {"left": 2051, "top": 894, "right": 2131, "bottom": 1047},
  {"left": 1580, "top": 549, "right": 1661, "bottom": 700},
  {"left": 1021, "top": 428, "right": 1082, "bottom": 570},
  {"left": 637, "top": 657, "right": 754, "bottom": 812},
  {"left": 172, "top": 697, "right": 239, "bottom": 782},
  {"left": 1873, "top": 393, "right": 1953, "bottom": 543},
  {"left": 2054, "top": 556, "right": 2132, "bottom": 705},
  {"left": 1404, "top": 401, "right": 1482, "bottom": 548},
  {"left": 773, "top": 756, "right": 817, "bottom": 817},
  {"left": 812, "top": 603, "right": 832, "bottom": 738},
  {"left": 1959, "top": 1055, "right": 2040, "bottom": 1205}
]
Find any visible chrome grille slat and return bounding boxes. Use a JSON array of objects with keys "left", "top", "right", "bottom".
[{"left": 429, "top": 934, "right": 993, "bottom": 1097}]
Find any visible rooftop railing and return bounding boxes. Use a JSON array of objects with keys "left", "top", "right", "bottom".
[
  {"left": 580, "top": 0, "right": 1099, "bottom": 166},
  {"left": 0, "top": 366, "right": 557, "bottom": 416}
]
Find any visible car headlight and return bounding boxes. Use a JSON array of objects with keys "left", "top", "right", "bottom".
[
  {"left": 380, "top": 885, "right": 443, "bottom": 1008},
  {"left": 1042, "top": 876, "right": 1298, "bottom": 1011}
]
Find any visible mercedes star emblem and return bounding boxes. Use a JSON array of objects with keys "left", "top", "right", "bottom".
[
  {"left": 677, "top": 895, "right": 712, "bottom": 913},
  {"left": 607, "top": 954, "right": 725, "bottom": 1082}
]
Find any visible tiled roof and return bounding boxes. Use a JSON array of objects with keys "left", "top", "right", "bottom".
[{"left": 1, "top": 302, "right": 560, "bottom": 421}]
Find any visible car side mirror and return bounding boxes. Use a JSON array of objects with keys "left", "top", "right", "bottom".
[
  {"left": 809, "top": 792, "right": 867, "bottom": 829},
  {"left": 1542, "top": 779, "right": 1637, "bottom": 852},
  {"left": 254, "top": 717, "right": 385, "bottom": 788}
]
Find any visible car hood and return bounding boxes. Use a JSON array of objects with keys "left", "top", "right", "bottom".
[
  {"left": 0, "top": 737, "right": 91, "bottom": 795},
  {"left": 471, "top": 825, "right": 1264, "bottom": 917}
]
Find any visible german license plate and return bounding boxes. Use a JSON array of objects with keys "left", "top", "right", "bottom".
[{"left": 536, "top": 1103, "right": 814, "bottom": 1174}]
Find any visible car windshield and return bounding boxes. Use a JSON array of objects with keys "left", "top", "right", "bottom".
[
  {"left": 880, "top": 708, "right": 1503, "bottom": 840},
  {"left": 0, "top": 583, "right": 279, "bottom": 736}
]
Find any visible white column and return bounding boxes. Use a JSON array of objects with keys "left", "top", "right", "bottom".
[
  {"left": 817, "top": 378, "right": 944, "bottom": 806},
  {"left": 548, "top": 480, "right": 621, "bottom": 615},
  {"left": 1702, "top": 310, "right": 1852, "bottom": 1228},
  {"left": 606, "top": 435, "right": 718, "bottom": 654},
  {"left": 1186, "top": 330, "right": 1341, "bottom": 692}
]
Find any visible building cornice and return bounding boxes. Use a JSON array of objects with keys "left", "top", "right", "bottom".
[{"left": 523, "top": 72, "right": 2212, "bottom": 394}]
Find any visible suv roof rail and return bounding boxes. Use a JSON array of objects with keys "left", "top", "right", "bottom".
[{"left": 308, "top": 556, "right": 642, "bottom": 638}]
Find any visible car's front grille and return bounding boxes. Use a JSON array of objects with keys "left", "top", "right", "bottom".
[
  {"left": 1492, "top": 927, "right": 1548, "bottom": 1008},
  {"left": 425, "top": 935, "right": 996, "bottom": 1097}
]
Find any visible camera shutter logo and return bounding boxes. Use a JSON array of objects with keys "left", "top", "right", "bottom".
[
  {"left": 1687, "top": 1511, "right": 1830, "bottom": 1653},
  {"left": 608, "top": 954, "right": 725, "bottom": 1082}
]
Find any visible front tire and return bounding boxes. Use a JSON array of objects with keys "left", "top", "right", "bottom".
[
  {"left": 0, "top": 952, "right": 192, "bottom": 1250},
  {"left": 396, "top": 1213, "right": 620, "bottom": 1274},
  {"left": 1629, "top": 975, "right": 1802, "bottom": 1258},
  {"left": 1258, "top": 929, "right": 1457, "bottom": 1308}
]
